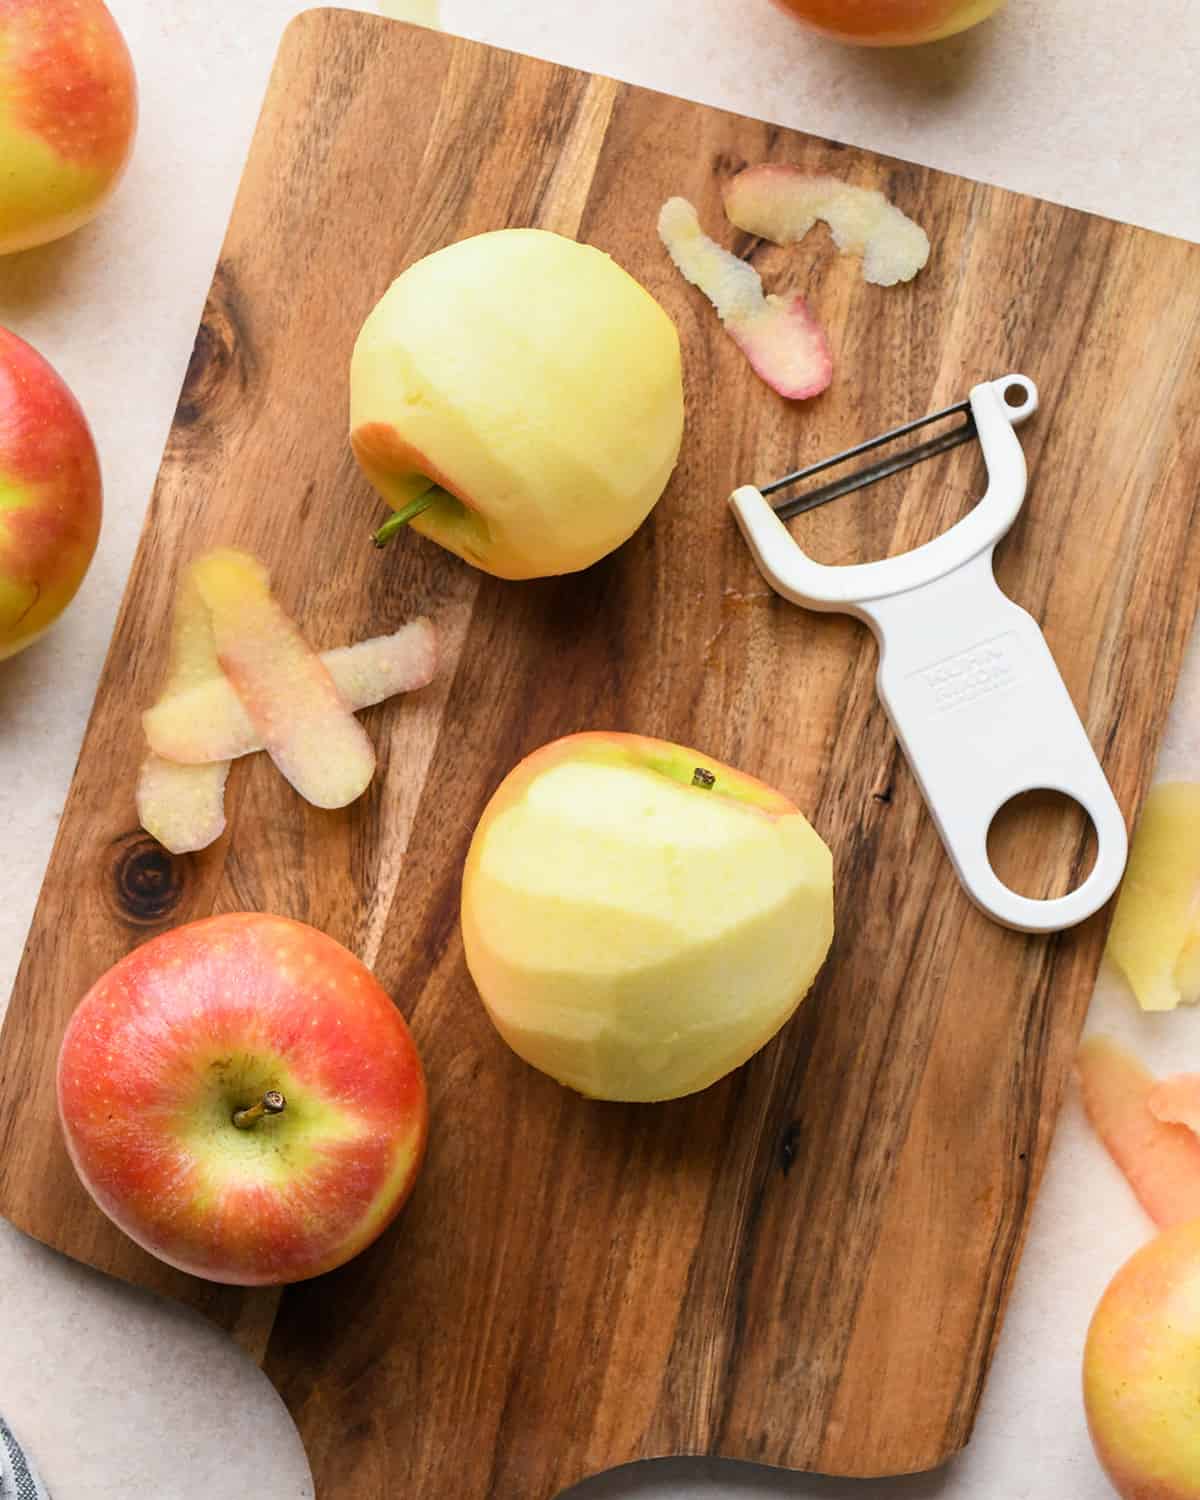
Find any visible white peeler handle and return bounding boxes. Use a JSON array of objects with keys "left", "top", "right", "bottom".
[
  {"left": 862, "top": 554, "right": 1127, "bottom": 932},
  {"left": 730, "top": 375, "right": 1128, "bottom": 933}
]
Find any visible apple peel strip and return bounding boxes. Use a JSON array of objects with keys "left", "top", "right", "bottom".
[
  {"left": 189, "top": 548, "right": 377, "bottom": 810},
  {"left": 143, "top": 618, "right": 437, "bottom": 764},
  {"left": 1077, "top": 1035, "right": 1200, "bottom": 1230},
  {"left": 136, "top": 570, "right": 231, "bottom": 854},
  {"left": 724, "top": 165, "right": 930, "bottom": 288},
  {"left": 1148, "top": 1074, "right": 1200, "bottom": 1138},
  {"left": 137, "top": 754, "right": 230, "bottom": 856},
  {"left": 657, "top": 196, "right": 832, "bottom": 400}
]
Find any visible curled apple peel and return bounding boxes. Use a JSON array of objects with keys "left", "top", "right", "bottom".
[
  {"left": 136, "top": 570, "right": 230, "bottom": 854},
  {"left": 137, "top": 550, "right": 439, "bottom": 853},
  {"left": 724, "top": 166, "right": 930, "bottom": 288},
  {"left": 137, "top": 754, "right": 230, "bottom": 856},
  {"left": 1148, "top": 1075, "right": 1200, "bottom": 1138},
  {"left": 143, "top": 619, "right": 437, "bottom": 764},
  {"left": 1077, "top": 1035, "right": 1200, "bottom": 1230},
  {"left": 657, "top": 196, "right": 832, "bottom": 400},
  {"left": 190, "top": 549, "right": 376, "bottom": 810}
]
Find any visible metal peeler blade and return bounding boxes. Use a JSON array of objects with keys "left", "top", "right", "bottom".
[{"left": 763, "top": 399, "right": 977, "bottom": 521}]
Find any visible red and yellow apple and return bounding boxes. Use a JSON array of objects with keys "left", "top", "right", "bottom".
[
  {"left": 1084, "top": 1219, "right": 1200, "bottom": 1499},
  {"left": 461, "top": 732, "right": 834, "bottom": 1102},
  {"left": 0, "top": 0, "right": 137, "bottom": 255},
  {"left": 350, "top": 228, "right": 684, "bottom": 579},
  {"left": 0, "top": 327, "right": 102, "bottom": 658},
  {"left": 770, "top": 0, "right": 1004, "bottom": 46},
  {"left": 57, "top": 913, "right": 427, "bottom": 1285}
]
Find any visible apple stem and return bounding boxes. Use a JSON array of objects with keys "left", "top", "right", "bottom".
[
  {"left": 373, "top": 492, "right": 439, "bottom": 548},
  {"left": 233, "top": 1091, "right": 286, "bottom": 1129},
  {"left": 692, "top": 767, "right": 716, "bottom": 789}
]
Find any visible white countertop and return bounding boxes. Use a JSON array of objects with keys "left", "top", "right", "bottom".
[{"left": 2, "top": 1, "right": 1198, "bottom": 1494}]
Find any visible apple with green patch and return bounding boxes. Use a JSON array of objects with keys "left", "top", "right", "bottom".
[
  {"left": 58, "top": 913, "right": 427, "bottom": 1285},
  {"left": 0, "top": 327, "right": 102, "bottom": 658},
  {"left": 0, "top": 0, "right": 137, "bottom": 255},
  {"left": 461, "top": 731, "right": 834, "bottom": 1102}
]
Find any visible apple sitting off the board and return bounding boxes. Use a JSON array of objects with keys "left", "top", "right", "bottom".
[
  {"left": 0, "top": 328, "right": 102, "bottom": 659},
  {"left": 461, "top": 732, "right": 834, "bottom": 1102},
  {"left": 57, "top": 913, "right": 427, "bottom": 1285},
  {"left": 770, "top": 0, "right": 1004, "bottom": 45},
  {"left": 1077, "top": 1039, "right": 1200, "bottom": 1498},
  {"left": 1085, "top": 1220, "right": 1200, "bottom": 1500},
  {"left": 350, "top": 228, "right": 684, "bottom": 579},
  {"left": 0, "top": 0, "right": 137, "bottom": 255}
]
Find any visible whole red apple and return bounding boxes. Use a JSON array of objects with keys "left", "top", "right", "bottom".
[
  {"left": 57, "top": 913, "right": 428, "bottom": 1285},
  {"left": 0, "top": 328, "right": 102, "bottom": 659},
  {"left": 0, "top": 0, "right": 137, "bottom": 255},
  {"left": 770, "top": 0, "right": 1004, "bottom": 45},
  {"left": 1084, "top": 1219, "right": 1200, "bottom": 1500}
]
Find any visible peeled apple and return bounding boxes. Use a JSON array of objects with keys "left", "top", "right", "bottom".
[
  {"left": 461, "top": 732, "right": 835, "bottom": 1102},
  {"left": 350, "top": 229, "right": 685, "bottom": 580}
]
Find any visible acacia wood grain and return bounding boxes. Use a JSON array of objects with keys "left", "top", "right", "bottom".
[{"left": 2, "top": 9, "right": 1200, "bottom": 1491}]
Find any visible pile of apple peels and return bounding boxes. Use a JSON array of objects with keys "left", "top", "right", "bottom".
[
  {"left": 658, "top": 165, "right": 930, "bottom": 401},
  {"left": 138, "top": 547, "right": 437, "bottom": 854}
]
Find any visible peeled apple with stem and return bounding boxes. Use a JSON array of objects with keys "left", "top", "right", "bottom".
[{"left": 350, "top": 229, "right": 685, "bottom": 580}]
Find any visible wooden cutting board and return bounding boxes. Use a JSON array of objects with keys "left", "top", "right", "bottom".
[{"left": 3, "top": 9, "right": 1200, "bottom": 1491}]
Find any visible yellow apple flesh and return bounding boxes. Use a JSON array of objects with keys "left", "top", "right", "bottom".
[
  {"left": 1084, "top": 1219, "right": 1200, "bottom": 1499},
  {"left": 461, "top": 732, "right": 834, "bottom": 1102},
  {"left": 1106, "top": 782, "right": 1200, "bottom": 1012},
  {"left": 350, "top": 229, "right": 684, "bottom": 580}
]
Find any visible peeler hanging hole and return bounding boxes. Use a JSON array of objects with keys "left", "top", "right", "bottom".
[
  {"left": 1000, "top": 377, "right": 1037, "bottom": 421},
  {"left": 986, "top": 789, "right": 1098, "bottom": 902}
]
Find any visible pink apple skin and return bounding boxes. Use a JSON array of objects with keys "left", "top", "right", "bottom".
[
  {"left": 0, "top": 0, "right": 137, "bottom": 254},
  {"left": 1084, "top": 1219, "right": 1200, "bottom": 1499},
  {"left": 770, "top": 0, "right": 1003, "bottom": 46},
  {"left": 0, "top": 327, "right": 102, "bottom": 658},
  {"left": 57, "top": 913, "right": 428, "bottom": 1286}
]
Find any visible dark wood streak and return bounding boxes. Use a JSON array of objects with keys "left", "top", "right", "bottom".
[{"left": 1, "top": 12, "right": 1200, "bottom": 1496}]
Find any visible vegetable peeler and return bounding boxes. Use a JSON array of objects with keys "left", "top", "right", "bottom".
[{"left": 731, "top": 374, "right": 1128, "bottom": 934}]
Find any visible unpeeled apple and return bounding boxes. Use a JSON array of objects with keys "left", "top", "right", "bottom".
[
  {"left": 1084, "top": 1221, "right": 1200, "bottom": 1499},
  {"left": 0, "top": 0, "right": 137, "bottom": 255},
  {"left": 0, "top": 328, "right": 102, "bottom": 658},
  {"left": 771, "top": 0, "right": 1004, "bottom": 45},
  {"left": 58, "top": 913, "right": 427, "bottom": 1285},
  {"left": 461, "top": 732, "right": 834, "bottom": 1101},
  {"left": 350, "top": 229, "right": 684, "bottom": 579}
]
